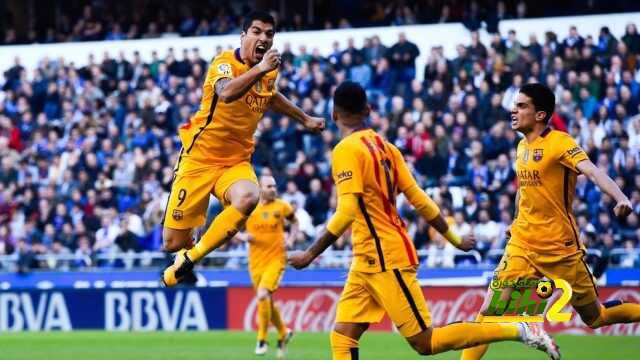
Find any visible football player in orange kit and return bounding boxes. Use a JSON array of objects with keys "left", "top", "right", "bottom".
[
  {"left": 289, "top": 81, "right": 560, "bottom": 360},
  {"left": 162, "top": 11, "right": 324, "bottom": 286},
  {"left": 242, "top": 175, "right": 297, "bottom": 357},
  {"left": 461, "top": 83, "right": 639, "bottom": 359}
]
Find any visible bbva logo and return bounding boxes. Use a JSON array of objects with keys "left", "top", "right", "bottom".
[
  {"left": 0, "top": 292, "right": 71, "bottom": 331},
  {"left": 105, "top": 290, "right": 208, "bottom": 331}
]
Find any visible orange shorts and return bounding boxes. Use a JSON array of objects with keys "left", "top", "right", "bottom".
[
  {"left": 250, "top": 261, "right": 285, "bottom": 292},
  {"left": 494, "top": 243, "right": 599, "bottom": 307},
  {"left": 336, "top": 266, "right": 432, "bottom": 338},
  {"left": 163, "top": 155, "right": 258, "bottom": 230}
]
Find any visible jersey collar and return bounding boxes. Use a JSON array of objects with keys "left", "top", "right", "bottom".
[
  {"left": 234, "top": 48, "right": 245, "bottom": 64},
  {"left": 540, "top": 127, "right": 551, "bottom": 138},
  {"left": 524, "top": 127, "right": 551, "bottom": 145},
  {"left": 346, "top": 126, "right": 371, "bottom": 139}
]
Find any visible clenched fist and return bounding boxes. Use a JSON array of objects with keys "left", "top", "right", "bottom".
[
  {"left": 458, "top": 233, "right": 477, "bottom": 252},
  {"left": 304, "top": 116, "right": 325, "bottom": 133},
  {"left": 287, "top": 250, "right": 314, "bottom": 270},
  {"left": 613, "top": 199, "right": 633, "bottom": 218},
  {"left": 257, "top": 49, "right": 281, "bottom": 73}
]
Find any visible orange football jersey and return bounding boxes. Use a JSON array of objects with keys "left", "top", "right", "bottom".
[
  {"left": 510, "top": 128, "right": 589, "bottom": 255},
  {"left": 331, "top": 129, "right": 419, "bottom": 273},
  {"left": 178, "top": 49, "right": 278, "bottom": 166},
  {"left": 245, "top": 198, "right": 294, "bottom": 271}
]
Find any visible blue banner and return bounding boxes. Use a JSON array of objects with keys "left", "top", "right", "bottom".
[
  {"left": 0, "top": 287, "right": 227, "bottom": 331},
  {"left": 1, "top": 268, "right": 639, "bottom": 289}
]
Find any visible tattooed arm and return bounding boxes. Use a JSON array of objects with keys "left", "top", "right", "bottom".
[{"left": 215, "top": 48, "right": 280, "bottom": 103}]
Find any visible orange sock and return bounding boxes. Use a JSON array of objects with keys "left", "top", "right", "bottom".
[
  {"left": 460, "top": 314, "right": 490, "bottom": 359},
  {"left": 330, "top": 331, "right": 359, "bottom": 360},
  {"left": 591, "top": 301, "right": 640, "bottom": 328},
  {"left": 187, "top": 205, "right": 245, "bottom": 262},
  {"left": 257, "top": 298, "right": 272, "bottom": 341},
  {"left": 271, "top": 302, "right": 287, "bottom": 339},
  {"left": 431, "top": 322, "right": 519, "bottom": 354}
]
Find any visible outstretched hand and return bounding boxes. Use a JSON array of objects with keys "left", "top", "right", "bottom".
[
  {"left": 458, "top": 233, "right": 477, "bottom": 252},
  {"left": 304, "top": 116, "right": 325, "bottom": 133},
  {"left": 613, "top": 199, "right": 632, "bottom": 218},
  {"left": 287, "top": 250, "right": 314, "bottom": 269}
]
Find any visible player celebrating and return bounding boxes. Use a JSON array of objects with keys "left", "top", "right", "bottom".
[
  {"left": 461, "top": 83, "right": 640, "bottom": 360},
  {"left": 161, "top": 12, "right": 324, "bottom": 286},
  {"left": 288, "top": 81, "right": 560, "bottom": 360},
  {"left": 239, "top": 175, "right": 297, "bottom": 358}
]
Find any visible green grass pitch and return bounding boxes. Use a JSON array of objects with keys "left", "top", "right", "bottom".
[{"left": 2, "top": 331, "right": 638, "bottom": 359}]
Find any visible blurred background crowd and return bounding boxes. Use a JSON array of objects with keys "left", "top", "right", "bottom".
[
  {"left": 2, "top": 0, "right": 640, "bottom": 45},
  {"left": 0, "top": 3, "right": 639, "bottom": 273}
]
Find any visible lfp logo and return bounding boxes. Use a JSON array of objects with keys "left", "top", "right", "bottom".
[{"left": 483, "top": 278, "right": 573, "bottom": 323}]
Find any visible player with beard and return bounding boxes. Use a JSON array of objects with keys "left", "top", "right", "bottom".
[{"left": 162, "top": 11, "right": 324, "bottom": 286}]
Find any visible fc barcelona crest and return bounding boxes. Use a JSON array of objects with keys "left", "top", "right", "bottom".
[
  {"left": 172, "top": 209, "right": 183, "bottom": 221},
  {"left": 274, "top": 212, "right": 281, "bottom": 219},
  {"left": 533, "top": 149, "right": 544, "bottom": 162}
]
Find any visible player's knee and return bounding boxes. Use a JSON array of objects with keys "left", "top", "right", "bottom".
[
  {"left": 162, "top": 228, "right": 189, "bottom": 252},
  {"left": 408, "top": 329, "right": 433, "bottom": 356},
  {"left": 409, "top": 338, "right": 431, "bottom": 356},
  {"left": 581, "top": 309, "right": 605, "bottom": 329},
  {"left": 577, "top": 300, "right": 614, "bottom": 329},
  {"left": 230, "top": 186, "right": 260, "bottom": 214},
  {"left": 256, "top": 288, "right": 270, "bottom": 301},
  {"left": 162, "top": 235, "right": 181, "bottom": 253}
]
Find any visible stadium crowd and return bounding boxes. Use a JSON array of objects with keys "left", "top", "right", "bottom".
[
  {"left": 3, "top": 0, "right": 640, "bottom": 45},
  {"left": 1, "top": 19, "right": 639, "bottom": 272}
]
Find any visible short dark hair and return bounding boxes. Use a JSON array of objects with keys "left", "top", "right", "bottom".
[
  {"left": 243, "top": 11, "right": 276, "bottom": 32},
  {"left": 334, "top": 81, "right": 367, "bottom": 114},
  {"left": 519, "top": 83, "right": 555, "bottom": 122}
]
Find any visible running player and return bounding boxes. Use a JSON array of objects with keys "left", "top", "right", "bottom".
[
  {"left": 461, "top": 83, "right": 639, "bottom": 359},
  {"left": 288, "top": 81, "right": 560, "bottom": 360},
  {"left": 162, "top": 11, "right": 324, "bottom": 286},
  {"left": 241, "top": 175, "right": 297, "bottom": 357}
]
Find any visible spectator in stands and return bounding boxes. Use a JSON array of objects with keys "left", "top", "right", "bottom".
[
  {"left": 620, "top": 240, "right": 639, "bottom": 267},
  {"left": 305, "top": 178, "right": 329, "bottom": 226},
  {"left": 0, "top": 17, "right": 638, "bottom": 272},
  {"left": 426, "top": 228, "right": 455, "bottom": 268},
  {"left": 473, "top": 208, "right": 501, "bottom": 256},
  {"left": 486, "top": 1, "right": 508, "bottom": 34},
  {"left": 0, "top": 224, "right": 14, "bottom": 255},
  {"left": 386, "top": 32, "right": 420, "bottom": 90}
]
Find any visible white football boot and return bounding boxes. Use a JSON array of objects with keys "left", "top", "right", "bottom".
[{"left": 519, "top": 322, "right": 561, "bottom": 360}]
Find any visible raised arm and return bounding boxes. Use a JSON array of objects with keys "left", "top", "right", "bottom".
[
  {"left": 269, "top": 92, "right": 325, "bottom": 132},
  {"left": 403, "top": 184, "right": 475, "bottom": 251},
  {"left": 289, "top": 143, "right": 360, "bottom": 268},
  {"left": 556, "top": 133, "right": 631, "bottom": 218},
  {"left": 393, "top": 145, "right": 476, "bottom": 250},
  {"left": 288, "top": 193, "right": 357, "bottom": 268},
  {"left": 576, "top": 159, "right": 632, "bottom": 218},
  {"left": 215, "top": 49, "right": 280, "bottom": 103}
]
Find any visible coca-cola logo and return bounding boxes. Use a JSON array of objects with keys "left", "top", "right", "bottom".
[
  {"left": 236, "top": 287, "right": 640, "bottom": 335},
  {"left": 427, "top": 289, "right": 486, "bottom": 326},
  {"left": 244, "top": 289, "right": 340, "bottom": 331}
]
